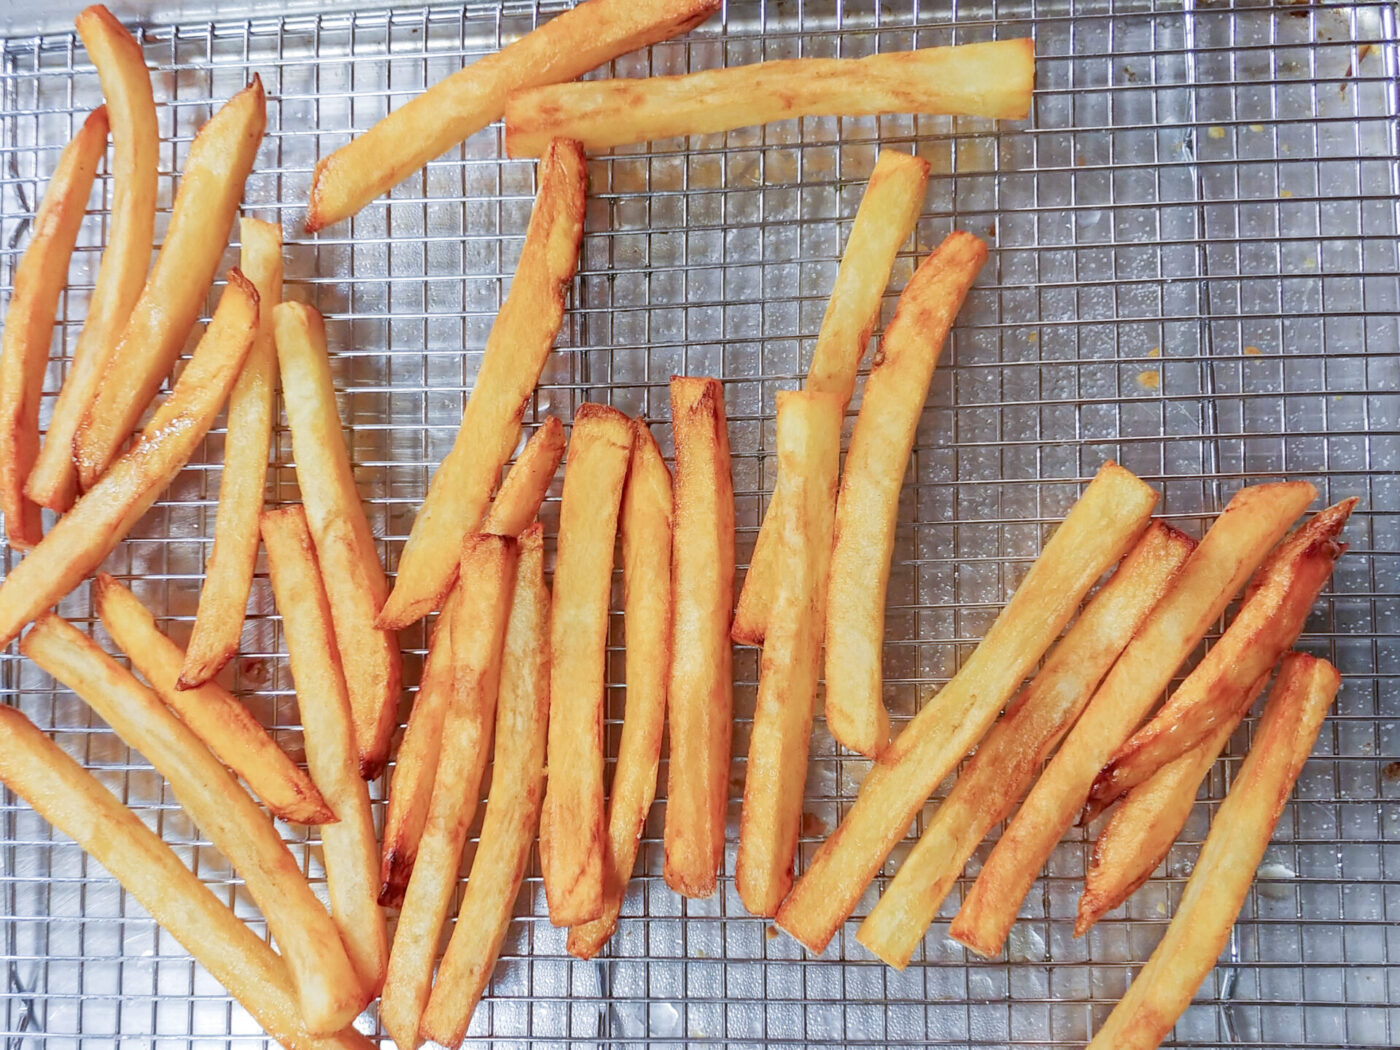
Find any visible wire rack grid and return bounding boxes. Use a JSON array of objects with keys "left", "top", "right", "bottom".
[{"left": 1, "top": 0, "right": 1397, "bottom": 1046}]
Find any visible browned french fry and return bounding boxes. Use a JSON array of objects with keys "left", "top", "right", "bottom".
[
  {"left": 419, "top": 524, "right": 550, "bottom": 1046},
  {"left": 20, "top": 614, "right": 365, "bottom": 1035},
  {"left": 480, "top": 414, "right": 566, "bottom": 534},
  {"left": 378, "top": 138, "right": 586, "bottom": 630},
  {"left": 505, "top": 39, "right": 1035, "bottom": 157},
  {"left": 774, "top": 461, "right": 1160, "bottom": 955},
  {"left": 1085, "top": 653, "right": 1340, "bottom": 1050},
  {"left": 948, "top": 481, "right": 1318, "bottom": 959},
  {"left": 0, "top": 106, "right": 107, "bottom": 548},
  {"left": 0, "top": 272, "right": 258, "bottom": 649},
  {"left": 732, "top": 150, "right": 929, "bottom": 647},
  {"left": 74, "top": 76, "right": 265, "bottom": 488},
  {"left": 663, "top": 376, "right": 735, "bottom": 898}
]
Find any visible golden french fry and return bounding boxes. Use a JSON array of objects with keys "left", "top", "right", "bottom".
[
  {"left": 774, "top": 461, "right": 1160, "bottom": 955},
  {"left": 20, "top": 614, "right": 365, "bottom": 1035},
  {"left": 732, "top": 150, "right": 928, "bottom": 647},
  {"left": 0, "top": 272, "right": 258, "bottom": 649},
  {"left": 74, "top": 76, "right": 265, "bottom": 488},
  {"left": 949, "top": 481, "right": 1318, "bottom": 959},
  {"left": 0, "top": 106, "right": 107, "bottom": 548},
  {"left": 1086, "top": 653, "right": 1340, "bottom": 1050},
  {"left": 27, "top": 5, "right": 158, "bottom": 512},
  {"left": 541, "top": 403, "right": 633, "bottom": 926},
  {"left": 419, "top": 524, "right": 550, "bottom": 1046},
  {"left": 481, "top": 414, "right": 566, "bottom": 534},
  {"left": 855, "top": 521, "right": 1195, "bottom": 968},
  {"left": 379, "top": 138, "right": 586, "bottom": 630}
]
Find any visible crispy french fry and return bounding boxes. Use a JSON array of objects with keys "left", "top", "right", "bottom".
[
  {"left": 20, "top": 614, "right": 365, "bottom": 1035},
  {"left": 379, "top": 534, "right": 516, "bottom": 1050},
  {"left": 736, "top": 391, "right": 842, "bottom": 917},
  {"left": 378, "top": 138, "right": 585, "bottom": 630},
  {"left": 948, "top": 481, "right": 1318, "bottom": 959},
  {"left": 0, "top": 272, "right": 258, "bottom": 649},
  {"left": 273, "top": 302, "right": 400, "bottom": 779},
  {"left": 663, "top": 376, "right": 736, "bottom": 898},
  {"left": 774, "top": 461, "right": 1160, "bottom": 955},
  {"left": 541, "top": 403, "right": 633, "bottom": 926},
  {"left": 567, "top": 422, "right": 673, "bottom": 959},
  {"left": 419, "top": 524, "right": 550, "bottom": 1046},
  {"left": 480, "top": 414, "right": 566, "bottom": 534},
  {"left": 93, "top": 572, "right": 333, "bottom": 825},
  {"left": 178, "top": 218, "right": 282, "bottom": 688},
  {"left": 732, "top": 150, "right": 928, "bottom": 647},
  {"left": 27, "top": 5, "right": 158, "bottom": 512},
  {"left": 854, "top": 521, "right": 1195, "bottom": 968},
  {"left": 505, "top": 38, "right": 1034, "bottom": 157},
  {"left": 1085, "top": 653, "right": 1340, "bottom": 1050},
  {"left": 0, "top": 106, "right": 107, "bottom": 548},
  {"left": 0, "top": 705, "right": 374, "bottom": 1050},
  {"left": 262, "top": 506, "right": 388, "bottom": 996},
  {"left": 74, "top": 76, "right": 265, "bottom": 488},
  {"left": 822, "top": 230, "right": 988, "bottom": 758}
]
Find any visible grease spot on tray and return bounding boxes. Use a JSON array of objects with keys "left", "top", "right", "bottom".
[{"left": 1381, "top": 760, "right": 1400, "bottom": 782}]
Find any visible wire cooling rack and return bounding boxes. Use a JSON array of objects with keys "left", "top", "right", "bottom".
[{"left": 1, "top": 0, "right": 1397, "bottom": 1046}]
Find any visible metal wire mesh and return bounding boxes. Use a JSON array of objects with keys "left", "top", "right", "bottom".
[{"left": 1, "top": 0, "right": 1397, "bottom": 1046}]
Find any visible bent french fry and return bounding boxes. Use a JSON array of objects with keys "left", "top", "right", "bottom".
[{"left": 774, "top": 461, "right": 1160, "bottom": 955}]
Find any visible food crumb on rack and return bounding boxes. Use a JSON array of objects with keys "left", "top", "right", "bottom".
[
  {"left": 1207, "top": 125, "right": 1226, "bottom": 139},
  {"left": 1136, "top": 370, "right": 1161, "bottom": 390},
  {"left": 1244, "top": 345, "right": 1263, "bottom": 355}
]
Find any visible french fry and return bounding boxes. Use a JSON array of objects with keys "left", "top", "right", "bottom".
[
  {"left": 178, "top": 218, "right": 282, "bottom": 688},
  {"left": 774, "top": 461, "right": 1160, "bottom": 954},
  {"left": 735, "top": 391, "right": 842, "bottom": 917},
  {"left": 948, "top": 481, "right": 1318, "bottom": 959},
  {"left": 273, "top": 302, "right": 400, "bottom": 779},
  {"left": 480, "top": 414, "right": 566, "bottom": 534},
  {"left": 822, "top": 230, "right": 988, "bottom": 758},
  {"left": 732, "top": 150, "right": 929, "bottom": 647},
  {"left": 93, "top": 572, "right": 333, "bottom": 825},
  {"left": 419, "top": 524, "right": 550, "bottom": 1046},
  {"left": 0, "top": 705, "right": 375, "bottom": 1050},
  {"left": 854, "top": 521, "right": 1195, "bottom": 968},
  {"left": 663, "top": 376, "right": 736, "bottom": 898},
  {"left": 541, "top": 403, "right": 633, "bottom": 926},
  {"left": 378, "top": 138, "right": 586, "bottom": 630},
  {"left": 1085, "top": 653, "right": 1340, "bottom": 1050},
  {"left": 27, "top": 5, "right": 158, "bottom": 512},
  {"left": 0, "top": 106, "right": 107, "bottom": 548},
  {"left": 505, "top": 38, "right": 1035, "bottom": 157},
  {"left": 379, "top": 534, "right": 516, "bottom": 1050},
  {"left": 0, "top": 272, "right": 258, "bottom": 649},
  {"left": 20, "top": 614, "right": 365, "bottom": 1035},
  {"left": 261, "top": 506, "right": 388, "bottom": 996},
  {"left": 74, "top": 76, "right": 265, "bottom": 488}
]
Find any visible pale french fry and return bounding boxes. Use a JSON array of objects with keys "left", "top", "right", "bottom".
[
  {"left": 262, "top": 506, "right": 388, "bottom": 996},
  {"left": 822, "top": 230, "right": 988, "bottom": 758},
  {"left": 0, "top": 272, "right": 258, "bottom": 649},
  {"left": 93, "top": 572, "right": 333, "bottom": 825},
  {"left": 379, "top": 534, "right": 516, "bottom": 1050},
  {"left": 854, "top": 521, "right": 1195, "bottom": 969},
  {"left": 774, "top": 461, "right": 1160, "bottom": 954},
  {"left": 0, "top": 705, "right": 375, "bottom": 1050},
  {"left": 0, "top": 106, "right": 107, "bottom": 548},
  {"left": 27, "top": 5, "right": 158, "bottom": 512},
  {"left": 732, "top": 150, "right": 929, "bottom": 647},
  {"left": 663, "top": 376, "right": 736, "bottom": 898},
  {"left": 736, "top": 391, "right": 842, "bottom": 917},
  {"left": 20, "top": 614, "right": 365, "bottom": 1035},
  {"left": 273, "top": 302, "right": 401, "bottom": 779},
  {"left": 948, "top": 481, "right": 1318, "bottom": 959},
  {"left": 1086, "top": 653, "right": 1340, "bottom": 1050},
  {"left": 178, "top": 218, "right": 282, "bottom": 688},
  {"left": 505, "top": 38, "right": 1035, "bottom": 157},
  {"left": 74, "top": 76, "right": 265, "bottom": 488},
  {"left": 419, "top": 524, "right": 550, "bottom": 1046},
  {"left": 541, "top": 403, "right": 633, "bottom": 926},
  {"left": 567, "top": 422, "right": 672, "bottom": 959},
  {"left": 480, "top": 414, "right": 566, "bottom": 534}
]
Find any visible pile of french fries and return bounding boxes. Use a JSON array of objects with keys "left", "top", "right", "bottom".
[{"left": 0, "top": 4, "right": 1355, "bottom": 1050}]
